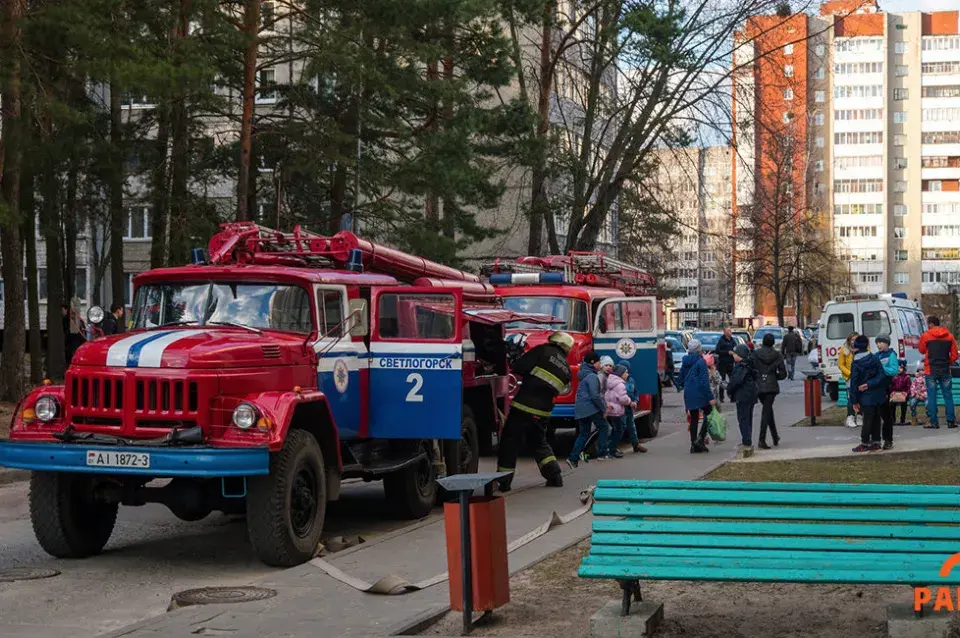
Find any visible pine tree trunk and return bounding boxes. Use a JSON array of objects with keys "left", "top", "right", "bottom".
[
  {"left": 63, "top": 161, "right": 78, "bottom": 304},
  {"left": 150, "top": 103, "right": 170, "bottom": 268},
  {"left": 0, "top": 0, "right": 26, "bottom": 401},
  {"left": 237, "top": 0, "right": 259, "bottom": 221},
  {"left": 109, "top": 82, "right": 125, "bottom": 310},
  {"left": 528, "top": 3, "right": 554, "bottom": 256},
  {"left": 21, "top": 165, "right": 42, "bottom": 384},
  {"left": 42, "top": 162, "right": 65, "bottom": 380}
]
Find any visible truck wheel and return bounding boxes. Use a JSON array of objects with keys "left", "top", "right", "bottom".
[
  {"left": 828, "top": 383, "right": 839, "bottom": 402},
  {"left": 247, "top": 429, "right": 327, "bottom": 568},
  {"left": 638, "top": 393, "right": 662, "bottom": 439},
  {"left": 384, "top": 443, "right": 436, "bottom": 519},
  {"left": 29, "top": 472, "right": 118, "bottom": 558}
]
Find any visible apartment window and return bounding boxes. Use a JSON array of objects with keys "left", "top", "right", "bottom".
[
  {"left": 815, "top": 136, "right": 825, "bottom": 148},
  {"left": 924, "top": 204, "right": 960, "bottom": 215},
  {"left": 815, "top": 160, "right": 824, "bottom": 172},
  {"left": 922, "top": 131, "right": 960, "bottom": 144},
  {"left": 833, "top": 62, "right": 883, "bottom": 74},
  {"left": 814, "top": 113, "right": 824, "bottom": 126},
  {"left": 923, "top": 61, "right": 960, "bottom": 75},
  {"left": 815, "top": 67, "right": 825, "bottom": 80},
  {"left": 782, "top": 111, "right": 793, "bottom": 123},
  {"left": 924, "top": 248, "right": 960, "bottom": 260},
  {"left": 784, "top": 43, "right": 794, "bottom": 55},
  {"left": 783, "top": 88, "right": 794, "bottom": 100},
  {"left": 783, "top": 64, "right": 794, "bottom": 78},
  {"left": 835, "top": 156, "right": 884, "bottom": 169},
  {"left": 838, "top": 226, "right": 879, "bottom": 237},
  {"left": 815, "top": 91, "right": 825, "bottom": 103},
  {"left": 835, "top": 38, "right": 882, "bottom": 53},
  {"left": 124, "top": 206, "right": 151, "bottom": 240},
  {"left": 834, "top": 85, "right": 883, "bottom": 99},
  {"left": 894, "top": 181, "right": 907, "bottom": 193},
  {"left": 833, "top": 179, "right": 883, "bottom": 193},
  {"left": 38, "top": 268, "right": 47, "bottom": 300},
  {"left": 834, "top": 108, "right": 883, "bottom": 121},
  {"left": 815, "top": 182, "right": 826, "bottom": 195},
  {"left": 923, "top": 108, "right": 960, "bottom": 122},
  {"left": 894, "top": 42, "right": 908, "bottom": 54},
  {"left": 261, "top": 1, "right": 275, "bottom": 27},
  {"left": 895, "top": 250, "right": 908, "bottom": 262},
  {"left": 894, "top": 227, "right": 908, "bottom": 239},
  {"left": 893, "top": 111, "right": 907, "bottom": 124},
  {"left": 834, "top": 132, "right": 883, "bottom": 145},
  {"left": 927, "top": 180, "right": 943, "bottom": 192},
  {"left": 859, "top": 273, "right": 882, "bottom": 284},
  {"left": 894, "top": 134, "right": 906, "bottom": 146},
  {"left": 893, "top": 88, "right": 908, "bottom": 100},
  {"left": 121, "top": 94, "right": 155, "bottom": 109},
  {"left": 922, "top": 86, "right": 960, "bottom": 99},
  {"left": 894, "top": 204, "right": 908, "bottom": 216},
  {"left": 123, "top": 273, "right": 135, "bottom": 306},
  {"left": 894, "top": 157, "right": 907, "bottom": 169},
  {"left": 895, "top": 273, "right": 910, "bottom": 285},
  {"left": 815, "top": 44, "right": 825, "bottom": 56},
  {"left": 256, "top": 68, "right": 278, "bottom": 103},
  {"left": 922, "top": 225, "right": 960, "bottom": 237},
  {"left": 895, "top": 65, "right": 908, "bottom": 77},
  {"left": 922, "top": 36, "right": 960, "bottom": 51},
  {"left": 837, "top": 204, "right": 883, "bottom": 215}
]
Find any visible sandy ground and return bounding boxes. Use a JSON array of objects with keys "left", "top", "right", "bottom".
[
  {"left": 0, "top": 402, "right": 16, "bottom": 438},
  {"left": 423, "top": 450, "right": 960, "bottom": 637}
]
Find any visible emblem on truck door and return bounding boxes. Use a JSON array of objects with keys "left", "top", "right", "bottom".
[
  {"left": 333, "top": 359, "right": 350, "bottom": 393},
  {"left": 617, "top": 338, "right": 637, "bottom": 359}
]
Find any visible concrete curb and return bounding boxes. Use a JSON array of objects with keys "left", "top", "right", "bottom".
[
  {"left": 0, "top": 468, "right": 28, "bottom": 487},
  {"left": 385, "top": 603, "right": 451, "bottom": 636}
]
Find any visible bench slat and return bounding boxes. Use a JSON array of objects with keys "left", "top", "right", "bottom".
[
  {"left": 593, "top": 487, "right": 956, "bottom": 507},
  {"left": 588, "top": 545, "right": 954, "bottom": 564},
  {"left": 595, "top": 480, "right": 960, "bottom": 495},
  {"left": 577, "top": 564, "right": 960, "bottom": 585},
  {"left": 591, "top": 532, "right": 960, "bottom": 554},
  {"left": 582, "top": 555, "right": 948, "bottom": 571},
  {"left": 592, "top": 502, "right": 960, "bottom": 524},
  {"left": 593, "top": 519, "right": 960, "bottom": 540}
]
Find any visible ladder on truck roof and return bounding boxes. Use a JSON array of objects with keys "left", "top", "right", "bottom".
[
  {"left": 204, "top": 222, "right": 497, "bottom": 302},
  {"left": 481, "top": 252, "right": 657, "bottom": 296}
]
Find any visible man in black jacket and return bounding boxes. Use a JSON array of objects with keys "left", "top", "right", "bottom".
[
  {"left": 781, "top": 326, "right": 804, "bottom": 380},
  {"left": 497, "top": 331, "right": 574, "bottom": 491},
  {"left": 754, "top": 333, "right": 788, "bottom": 448},
  {"left": 100, "top": 303, "right": 125, "bottom": 336},
  {"left": 714, "top": 328, "right": 737, "bottom": 402},
  {"left": 726, "top": 344, "right": 758, "bottom": 451}
]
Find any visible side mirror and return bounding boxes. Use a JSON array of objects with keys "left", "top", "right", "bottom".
[{"left": 349, "top": 299, "right": 368, "bottom": 337}]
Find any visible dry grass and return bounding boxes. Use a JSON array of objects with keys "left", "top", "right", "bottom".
[{"left": 422, "top": 450, "right": 960, "bottom": 637}]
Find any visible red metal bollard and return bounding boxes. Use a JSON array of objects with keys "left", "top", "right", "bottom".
[{"left": 804, "top": 377, "right": 822, "bottom": 425}]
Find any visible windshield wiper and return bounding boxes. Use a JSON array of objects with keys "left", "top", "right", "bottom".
[
  {"left": 206, "top": 321, "right": 262, "bottom": 334},
  {"left": 147, "top": 321, "right": 199, "bottom": 330}
]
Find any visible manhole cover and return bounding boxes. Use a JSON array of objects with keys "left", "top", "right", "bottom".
[
  {"left": 0, "top": 567, "right": 61, "bottom": 583},
  {"left": 171, "top": 586, "right": 277, "bottom": 608}
]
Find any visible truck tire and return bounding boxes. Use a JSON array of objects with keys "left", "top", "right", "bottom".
[
  {"left": 637, "top": 391, "right": 662, "bottom": 439},
  {"left": 247, "top": 429, "right": 327, "bottom": 568},
  {"left": 828, "top": 382, "right": 839, "bottom": 402},
  {"left": 29, "top": 471, "right": 118, "bottom": 558},
  {"left": 384, "top": 442, "right": 436, "bottom": 519}
]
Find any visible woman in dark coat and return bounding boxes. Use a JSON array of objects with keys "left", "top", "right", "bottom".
[{"left": 752, "top": 333, "right": 787, "bottom": 449}]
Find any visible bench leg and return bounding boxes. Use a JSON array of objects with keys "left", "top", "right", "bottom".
[{"left": 618, "top": 579, "right": 642, "bottom": 616}]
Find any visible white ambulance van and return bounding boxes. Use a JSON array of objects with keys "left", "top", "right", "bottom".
[{"left": 817, "top": 293, "right": 926, "bottom": 401}]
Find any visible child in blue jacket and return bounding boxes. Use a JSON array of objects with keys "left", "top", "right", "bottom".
[
  {"left": 676, "top": 339, "right": 715, "bottom": 453},
  {"left": 620, "top": 361, "right": 647, "bottom": 454},
  {"left": 849, "top": 335, "right": 888, "bottom": 452}
]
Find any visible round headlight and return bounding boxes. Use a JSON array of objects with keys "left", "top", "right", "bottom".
[
  {"left": 36, "top": 396, "right": 59, "bottom": 422},
  {"left": 87, "top": 306, "right": 105, "bottom": 325},
  {"left": 232, "top": 403, "right": 257, "bottom": 429}
]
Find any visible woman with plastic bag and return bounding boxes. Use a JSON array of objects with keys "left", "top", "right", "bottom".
[{"left": 676, "top": 339, "right": 716, "bottom": 453}]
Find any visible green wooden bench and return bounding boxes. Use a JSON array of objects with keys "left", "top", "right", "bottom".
[{"left": 578, "top": 479, "right": 960, "bottom": 617}]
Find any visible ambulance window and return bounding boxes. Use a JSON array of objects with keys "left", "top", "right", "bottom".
[
  {"left": 861, "top": 310, "right": 891, "bottom": 338},
  {"left": 599, "top": 299, "right": 653, "bottom": 333},
  {"left": 318, "top": 289, "right": 344, "bottom": 338},
  {"left": 898, "top": 309, "right": 921, "bottom": 337},
  {"left": 826, "top": 313, "right": 854, "bottom": 339},
  {"left": 378, "top": 293, "right": 455, "bottom": 340}
]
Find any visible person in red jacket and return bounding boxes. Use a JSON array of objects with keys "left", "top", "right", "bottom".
[{"left": 919, "top": 316, "right": 959, "bottom": 429}]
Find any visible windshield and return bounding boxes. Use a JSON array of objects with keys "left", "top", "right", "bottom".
[
  {"left": 132, "top": 282, "right": 314, "bottom": 333},
  {"left": 665, "top": 337, "right": 683, "bottom": 352},
  {"left": 755, "top": 327, "right": 782, "bottom": 340},
  {"left": 694, "top": 333, "right": 721, "bottom": 347},
  {"left": 503, "top": 296, "right": 589, "bottom": 332}
]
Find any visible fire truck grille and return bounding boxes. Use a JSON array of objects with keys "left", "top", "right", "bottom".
[
  {"left": 71, "top": 376, "right": 124, "bottom": 410},
  {"left": 68, "top": 372, "right": 201, "bottom": 429},
  {"left": 135, "top": 380, "right": 199, "bottom": 413}
]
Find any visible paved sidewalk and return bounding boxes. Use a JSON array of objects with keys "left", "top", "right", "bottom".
[{"left": 106, "top": 405, "right": 732, "bottom": 638}]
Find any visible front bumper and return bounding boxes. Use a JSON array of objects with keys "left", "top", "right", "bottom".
[{"left": 0, "top": 441, "right": 270, "bottom": 478}]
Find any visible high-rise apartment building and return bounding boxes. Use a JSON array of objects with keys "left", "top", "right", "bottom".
[{"left": 734, "top": 1, "right": 960, "bottom": 316}]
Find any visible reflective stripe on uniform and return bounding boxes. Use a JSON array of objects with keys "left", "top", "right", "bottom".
[
  {"left": 511, "top": 402, "right": 553, "bottom": 417},
  {"left": 530, "top": 366, "right": 566, "bottom": 392},
  {"left": 538, "top": 455, "right": 557, "bottom": 466}
]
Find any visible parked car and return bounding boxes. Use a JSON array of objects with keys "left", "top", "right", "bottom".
[
  {"left": 753, "top": 325, "right": 784, "bottom": 351},
  {"left": 692, "top": 331, "right": 723, "bottom": 353},
  {"left": 732, "top": 330, "right": 754, "bottom": 350},
  {"left": 664, "top": 336, "right": 685, "bottom": 386},
  {"left": 802, "top": 327, "right": 817, "bottom": 353},
  {"left": 666, "top": 330, "right": 692, "bottom": 349}
]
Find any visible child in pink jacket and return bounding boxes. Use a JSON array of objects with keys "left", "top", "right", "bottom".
[
  {"left": 909, "top": 368, "right": 928, "bottom": 425},
  {"left": 603, "top": 364, "right": 634, "bottom": 459}
]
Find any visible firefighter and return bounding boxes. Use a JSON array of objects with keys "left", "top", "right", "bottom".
[{"left": 496, "top": 331, "right": 574, "bottom": 492}]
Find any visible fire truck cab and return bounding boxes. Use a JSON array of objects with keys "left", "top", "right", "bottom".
[
  {"left": 0, "top": 224, "right": 547, "bottom": 567},
  {"left": 485, "top": 253, "right": 666, "bottom": 439}
]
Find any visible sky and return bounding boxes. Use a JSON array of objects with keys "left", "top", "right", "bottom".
[{"left": 879, "top": 0, "right": 959, "bottom": 10}]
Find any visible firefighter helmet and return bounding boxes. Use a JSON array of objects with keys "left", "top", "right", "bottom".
[{"left": 548, "top": 331, "right": 575, "bottom": 353}]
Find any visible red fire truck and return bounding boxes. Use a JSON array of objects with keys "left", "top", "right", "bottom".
[
  {"left": 484, "top": 252, "right": 666, "bottom": 439},
  {"left": 0, "top": 223, "right": 550, "bottom": 567}
]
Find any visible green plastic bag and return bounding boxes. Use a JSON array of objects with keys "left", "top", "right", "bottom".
[{"left": 706, "top": 407, "right": 727, "bottom": 442}]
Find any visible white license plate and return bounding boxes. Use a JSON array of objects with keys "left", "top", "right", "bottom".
[{"left": 85, "top": 450, "right": 151, "bottom": 469}]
